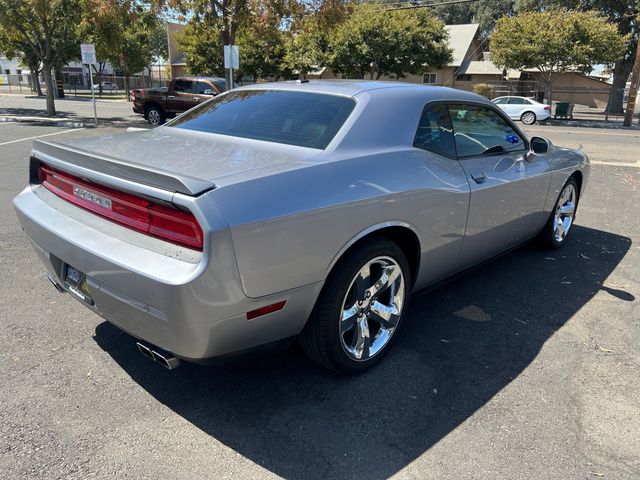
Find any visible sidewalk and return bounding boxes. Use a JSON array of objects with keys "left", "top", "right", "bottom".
[{"left": 0, "top": 93, "right": 143, "bottom": 128}]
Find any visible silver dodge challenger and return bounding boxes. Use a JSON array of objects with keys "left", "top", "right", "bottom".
[{"left": 13, "top": 81, "right": 589, "bottom": 373}]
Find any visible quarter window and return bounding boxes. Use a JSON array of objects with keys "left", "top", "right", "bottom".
[
  {"left": 414, "top": 103, "right": 455, "bottom": 157},
  {"left": 448, "top": 104, "right": 525, "bottom": 157}
]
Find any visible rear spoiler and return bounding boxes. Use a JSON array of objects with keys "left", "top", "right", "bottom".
[{"left": 31, "top": 139, "right": 216, "bottom": 196}]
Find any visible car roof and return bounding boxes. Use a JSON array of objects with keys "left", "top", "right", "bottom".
[{"left": 237, "top": 79, "right": 484, "bottom": 101}]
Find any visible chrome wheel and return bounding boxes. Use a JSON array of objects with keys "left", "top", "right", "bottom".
[
  {"left": 147, "top": 109, "right": 161, "bottom": 126},
  {"left": 339, "top": 256, "right": 405, "bottom": 362},
  {"left": 554, "top": 183, "right": 576, "bottom": 242},
  {"left": 521, "top": 111, "right": 536, "bottom": 125}
]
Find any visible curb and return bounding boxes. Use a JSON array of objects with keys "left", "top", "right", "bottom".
[{"left": 0, "top": 116, "right": 94, "bottom": 128}]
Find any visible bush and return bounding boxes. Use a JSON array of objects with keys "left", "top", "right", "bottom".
[{"left": 473, "top": 83, "right": 492, "bottom": 98}]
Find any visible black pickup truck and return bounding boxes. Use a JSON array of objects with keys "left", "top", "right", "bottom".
[{"left": 131, "top": 76, "right": 227, "bottom": 126}]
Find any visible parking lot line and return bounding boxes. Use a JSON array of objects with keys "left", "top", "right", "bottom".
[
  {"left": 591, "top": 160, "right": 640, "bottom": 168},
  {"left": 0, "top": 128, "right": 85, "bottom": 146}
]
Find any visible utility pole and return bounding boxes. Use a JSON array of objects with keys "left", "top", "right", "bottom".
[{"left": 624, "top": 34, "right": 640, "bottom": 126}]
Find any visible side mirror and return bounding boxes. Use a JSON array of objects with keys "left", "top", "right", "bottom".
[
  {"left": 203, "top": 88, "right": 214, "bottom": 95},
  {"left": 529, "top": 136, "right": 550, "bottom": 155}
]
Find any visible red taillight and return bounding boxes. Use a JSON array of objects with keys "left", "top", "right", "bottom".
[
  {"left": 38, "top": 164, "right": 203, "bottom": 250},
  {"left": 544, "top": 106, "right": 551, "bottom": 111}
]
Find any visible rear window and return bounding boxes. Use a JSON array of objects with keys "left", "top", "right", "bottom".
[{"left": 167, "top": 90, "right": 356, "bottom": 149}]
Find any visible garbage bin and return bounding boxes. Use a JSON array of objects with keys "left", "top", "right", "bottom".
[{"left": 555, "top": 102, "right": 572, "bottom": 119}]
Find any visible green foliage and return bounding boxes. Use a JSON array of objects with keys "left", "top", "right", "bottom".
[
  {"left": 176, "top": 19, "right": 224, "bottom": 76},
  {"left": 491, "top": 10, "right": 629, "bottom": 76},
  {"left": 473, "top": 83, "right": 493, "bottom": 98},
  {"left": 0, "top": 0, "right": 82, "bottom": 115},
  {"left": 433, "top": 0, "right": 516, "bottom": 36},
  {"left": 328, "top": 3, "right": 452, "bottom": 80}
]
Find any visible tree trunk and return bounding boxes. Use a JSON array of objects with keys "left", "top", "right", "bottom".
[
  {"left": 34, "top": 71, "right": 43, "bottom": 96},
  {"left": 43, "top": 65, "right": 56, "bottom": 116},
  {"left": 606, "top": 60, "right": 633, "bottom": 115}
]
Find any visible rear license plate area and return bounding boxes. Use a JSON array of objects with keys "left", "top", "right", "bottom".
[{"left": 64, "top": 264, "right": 94, "bottom": 305}]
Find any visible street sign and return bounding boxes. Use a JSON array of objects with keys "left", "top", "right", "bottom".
[
  {"left": 80, "top": 44, "right": 96, "bottom": 65},
  {"left": 80, "top": 43, "right": 98, "bottom": 126},
  {"left": 224, "top": 45, "right": 239, "bottom": 69}
]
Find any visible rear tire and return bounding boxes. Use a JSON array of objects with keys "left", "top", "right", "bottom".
[
  {"left": 300, "top": 238, "right": 411, "bottom": 374},
  {"left": 146, "top": 106, "right": 165, "bottom": 126},
  {"left": 538, "top": 177, "right": 579, "bottom": 249},
  {"left": 521, "top": 111, "right": 537, "bottom": 125}
]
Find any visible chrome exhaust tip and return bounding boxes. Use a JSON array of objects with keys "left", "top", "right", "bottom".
[
  {"left": 151, "top": 349, "right": 181, "bottom": 370},
  {"left": 136, "top": 342, "right": 155, "bottom": 361},
  {"left": 136, "top": 342, "right": 181, "bottom": 369},
  {"left": 46, "top": 273, "right": 65, "bottom": 293}
]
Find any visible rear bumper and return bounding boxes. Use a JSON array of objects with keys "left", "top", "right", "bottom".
[{"left": 13, "top": 185, "right": 322, "bottom": 361}]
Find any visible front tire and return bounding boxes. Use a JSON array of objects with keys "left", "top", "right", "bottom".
[
  {"left": 300, "top": 238, "right": 411, "bottom": 374},
  {"left": 538, "top": 178, "right": 579, "bottom": 249},
  {"left": 521, "top": 111, "right": 537, "bottom": 125}
]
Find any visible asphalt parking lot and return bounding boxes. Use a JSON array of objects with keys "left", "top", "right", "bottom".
[{"left": 1, "top": 98, "right": 639, "bottom": 479}]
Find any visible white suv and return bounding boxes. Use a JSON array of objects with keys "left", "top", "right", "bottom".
[{"left": 492, "top": 96, "right": 551, "bottom": 125}]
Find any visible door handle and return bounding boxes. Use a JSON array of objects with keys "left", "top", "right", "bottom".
[
  {"left": 167, "top": 95, "right": 175, "bottom": 99},
  {"left": 193, "top": 97, "right": 200, "bottom": 101},
  {"left": 471, "top": 172, "right": 487, "bottom": 184}
]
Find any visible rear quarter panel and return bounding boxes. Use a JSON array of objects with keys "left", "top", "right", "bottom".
[{"left": 210, "top": 149, "right": 470, "bottom": 298}]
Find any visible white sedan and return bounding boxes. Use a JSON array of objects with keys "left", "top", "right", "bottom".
[
  {"left": 492, "top": 96, "right": 551, "bottom": 125},
  {"left": 92, "top": 81, "right": 117, "bottom": 92}
]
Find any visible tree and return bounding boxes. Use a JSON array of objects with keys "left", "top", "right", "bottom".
[
  {"left": 516, "top": 0, "right": 639, "bottom": 115},
  {"left": 433, "top": 0, "right": 516, "bottom": 36},
  {"left": 176, "top": 18, "right": 224, "bottom": 76},
  {"left": 284, "top": 0, "right": 349, "bottom": 78},
  {"left": 0, "top": 0, "right": 81, "bottom": 115},
  {"left": 491, "top": 10, "right": 628, "bottom": 104},
  {"left": 177, "top": 0, "right": 300, "bottom": 81},
  {"left": 170, "top": 0, "right": 250, "bottom": 89},
  {"left": 0, "top": 28, "right": 43, "bottom": 95},
  {"left": 108, "top": 11, "right": 162, "bottom": 93},
  {"left": 328, "top": 4, "right": 451, "bottom": 80}
]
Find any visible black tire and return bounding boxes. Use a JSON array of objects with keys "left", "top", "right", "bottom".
[
  {"left": 538, "top": 177, "right": 579, "bottom": 249},
  {"left": 146, "top": 106, "right": 165, "bottom": 126},
  {"left": 299, "top": 237, "right": 411, "bottom": 374},
  {"left": 521, "top": 111, "right": 537, "bottom": 125}
]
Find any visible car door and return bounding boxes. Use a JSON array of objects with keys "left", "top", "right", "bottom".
[
  {"left": 447, "top": 103, "right": 552, "bottom": 266},
  {"left": 167, "top": 79, "right": 196, "bottom": 113},
  {"left": 506, "top": 97, "right": 528, "bottom": 119},
  {"left": 412, "top": 103, "right": 471, "bottom": 284}
]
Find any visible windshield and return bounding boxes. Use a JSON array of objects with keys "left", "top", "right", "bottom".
[{"left": 167, "top": 89, "right": 356, "bottom": 149}]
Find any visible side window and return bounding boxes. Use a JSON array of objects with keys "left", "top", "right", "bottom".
[
  {"left": 173, "top": 80, "right": 193, "bottom": 93},
  {"left": 448, "top": 104, "right": 525, "bottom": 157},
  {"left": 507, "top": 97, "right": 526, "bottom": 105},
  {"left": 414, "top": 103, "right": 455, "bottom": 157},
  {"left": 195, "top": 81, "right": 215, "bottom": 95},
  {"left": 493, "top": 98, "right": 507, "bottom": 105}
]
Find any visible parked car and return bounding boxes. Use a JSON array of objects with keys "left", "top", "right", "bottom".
[
  {"left": 13, "top": 81, "right": 589, "bottom": 374},
  {"left": 92, "top": 81, "right": 117, "bottom": 92},
  {"left": 492, "top": 96, "right": 551, "bottom": 125},
  {"left": 131, "top": 76, "right": 227, "bottom": 126}
]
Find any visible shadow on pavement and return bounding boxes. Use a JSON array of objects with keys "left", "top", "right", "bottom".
[{"left": 94, "top": 225, "right": 632, "bottom": 479}]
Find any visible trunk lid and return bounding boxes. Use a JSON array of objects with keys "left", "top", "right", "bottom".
[{"left": 35, "top": 127, "right": 320, "bottom": 196}]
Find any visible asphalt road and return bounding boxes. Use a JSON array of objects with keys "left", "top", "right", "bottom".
[{"left": 0, "top": 108, "right": 639, "bottom": 479}]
